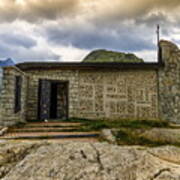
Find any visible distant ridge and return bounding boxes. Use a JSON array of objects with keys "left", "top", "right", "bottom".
[
  {"left": 83, "top": 49, "right": 144, "bottom": 63},
  {"left": 0, "top": 58, "right": 15, "bottom": 67}
]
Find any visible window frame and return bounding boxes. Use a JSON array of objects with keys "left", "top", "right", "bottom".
[{"left": 14, "top": 76, "right": 22, "bottom": 113}]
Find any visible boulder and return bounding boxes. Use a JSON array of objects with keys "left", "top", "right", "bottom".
[
  {"left": 0, "top": 141, "right": 180, "bottom": 180},
  {"left": 0, "top": 127, "right": 8, "bottom": 136},
  {"left": 100, "top": 129, "right": 116, "bottom": 144}
]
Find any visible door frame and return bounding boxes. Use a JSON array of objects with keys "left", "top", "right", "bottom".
[{"left": 37, "top": 79, "right": 69, "bottom": 121}]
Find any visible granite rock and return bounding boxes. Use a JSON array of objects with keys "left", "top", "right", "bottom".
[{"left": 0, "top": 141, "right": 179, "bottom": 180}]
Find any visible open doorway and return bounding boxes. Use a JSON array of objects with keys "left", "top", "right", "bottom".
[
  {"left": 38, "top": 80, "right": 69, "bottom": 121},
  {"left": 50, "top": 82, "right": 58, "bottom": 119}
]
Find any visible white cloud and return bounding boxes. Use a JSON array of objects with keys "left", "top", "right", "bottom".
[
  {"left": 135, "top": 50, "right": 157, "bottom": 62},
  {"left": 52, "top": 45, "right": 89, "bottom": 62}
]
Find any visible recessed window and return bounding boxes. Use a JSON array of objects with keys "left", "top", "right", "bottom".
[
  {"left": 0, "top": 68, "right": 3, "bottom": 93},
  {"left": 14, "top": 76, "right": 22, "bottom": 113}
]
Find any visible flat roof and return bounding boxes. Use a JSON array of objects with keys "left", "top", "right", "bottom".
[{"left": 16, "top": 62, "right": 164, "bottom": 71}]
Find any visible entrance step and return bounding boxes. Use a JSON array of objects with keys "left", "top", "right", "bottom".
[
  {"left": 23, "top": 122, "right": 82, "bottom": 128},
  {"left": 2, "top": 137, "right": 99, "bottom": 143},
  {"left": 0, "top": 131, "right": 99, "bottom": 140},
  {"left": 0, "top": 121, "right": 100, "bottom": 142},
  {"left": 10, "top": 127, "right": 80, "bottom": 133}
]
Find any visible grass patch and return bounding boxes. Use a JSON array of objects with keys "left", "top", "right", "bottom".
[
  {"left": 67, "top": 118, "right": 179, "bottom": 147},
  {"left": 67, "top": 118, "right": 170, "bottom": 132},
  {"left": 7, "top": 118, "right": 180, "bottom": 147},
  {"left": 115, "top": 129, "right": 167, "bottom": 147},
  {"left": 115, "top": 129, "right": 180, "bottom": 147},
  {"left": 23, "top": 118, "right": 170, "bottom": 130}
]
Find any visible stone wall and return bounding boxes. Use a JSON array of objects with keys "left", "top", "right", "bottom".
[
  {"left": 0, "top": 66, "right": 28, "bottom": 126},
  {"left": 26, "top": 70, "right": 79, "bottom": 121},
  {"left": 159, "top": 40, "right": 180, "bottom": 123},
  {"left": 0, "top": 68, "right": 3, "bottom": 93},
  {"left": 26, "top": 69, "right": 159, "bottom": 121},
  {"left": 0, "top": 67, "right": 3, "bottom": 122},
  {"left": 78, "top": 70, "right": 158, "bottom": 120}
]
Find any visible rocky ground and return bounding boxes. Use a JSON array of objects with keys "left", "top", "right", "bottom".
[{"left": 0, "top": 141, "right": 180, "bottom": 180}]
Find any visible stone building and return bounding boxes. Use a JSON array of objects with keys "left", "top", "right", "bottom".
[{"left": 0, "top": 40, "right": 180, "bottom": 126}]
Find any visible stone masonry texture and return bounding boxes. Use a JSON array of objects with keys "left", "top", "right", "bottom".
[
  {"left": 159, "top": 40, "right": 180, "bottom": 123},
  {"left": 78, "top": 70, "right": 158, "bottom": 120},
  {"left": 26, "top": 70, "right": 79, "bottom": 121},
  {"left": 0, "top": 66, "right": 28, "bottom": 126},
  {"left": 25, "top": 69, "right": 159, "bottom": 121}
]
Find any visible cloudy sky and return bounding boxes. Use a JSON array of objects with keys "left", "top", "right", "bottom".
[{"left": 0, "top": 0, "right": 180, "bottom": 63}]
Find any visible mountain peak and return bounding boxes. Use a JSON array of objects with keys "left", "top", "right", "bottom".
[
  {"left": 0, "top": 58, "right": 15, "bottom": 67},
  {"left": 83, "top": 49, "right": 143, "bottom": 63}
]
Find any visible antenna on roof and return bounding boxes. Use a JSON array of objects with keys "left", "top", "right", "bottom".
[
  {"left": 156, "top": 24, "right": 160, "bottom": 45},
  {"left": 156, "top": 24, "right": 162, "bottom": 63}
]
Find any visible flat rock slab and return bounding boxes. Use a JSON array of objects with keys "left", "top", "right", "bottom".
[
  {"left": 140, "top": 128, "right": 180, "bottom": 144},
  {"left": 0, "top": 141, "right": 180, "bottom": 180}
]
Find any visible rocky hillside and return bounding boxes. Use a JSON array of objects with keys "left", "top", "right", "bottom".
[
  {"left": 83, "top": 49, "right": 143, "bottom": 63},
  {"left": 0, "top": 141, "right": 180, "bottom": 180}
]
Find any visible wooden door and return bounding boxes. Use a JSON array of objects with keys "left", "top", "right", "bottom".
[{"left": 38, "top": 79, "right": 51, "bottom": 120}]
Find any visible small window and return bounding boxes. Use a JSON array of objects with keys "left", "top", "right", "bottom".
[
  {"left": 14, "top": 76, "right": 22, "bottom": 113},
  {"left": 0, "top": 68, "right": 3, "bottom": 94}
]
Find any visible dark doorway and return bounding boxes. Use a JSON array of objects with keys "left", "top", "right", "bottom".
[
  {"left": 50, "top": 82, "right": 58, "bottom": 119},
  {"left": 38, "top": 80, "right": 68, "bottom": 121}
]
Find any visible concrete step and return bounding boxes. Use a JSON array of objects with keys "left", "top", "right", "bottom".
[
  {"left": 1, "top": 122, "right": 99, "bottom": 142},
  {"left": 0, "top": 131, "right": 100, "bottom": 140},
  {"left": 10, "top": 127, "right": 80, "bottom": 133},
  {"left": 1, "top": 138, "right": 99, "bottom": 143},
  {"left": 23, "top": 122, "right": 82, "bottom": 128}
]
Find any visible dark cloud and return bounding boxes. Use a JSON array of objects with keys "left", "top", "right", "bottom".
[
  {"left": 134, "top": 12, "right": 175, "bottom": 37},
  {"left": 0, "top": 0, "right": 180, "bottom": 23},
  {"left": 0, "top": 33, "right": 36, "bottom": 48},
  {"left": 0, "top": 0, "right": 179, "bottom": 62},
  {"left": 135, "top": 12, "right": 169, "bottom": 26},
  {"left": 86, "top": 0, "right": 180, "bottom": 27},
  {"left": 0, "top": 0, "right": 80, "bottom": 22},
  {"left": 45, "top": 23, "right": 155, "bottom": 52},
  {"left": 0, "top": 41, "right": 60, "bottom": 62}
]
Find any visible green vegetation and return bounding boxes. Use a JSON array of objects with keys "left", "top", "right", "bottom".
[
  {"left": 66, "top": 118, "right": 180, "bottom": 147},
  {"left": 83, "top": 49, "right": 144, "bottom": 63},
  {"left": 67, "top": 118, "right": 169, "bottom": 131},
  {"left": 115, "top": 129, "right": 174, "bottom": 147},
  {"left": 11, "top": 118, "right": 180, "bottom": 147}
]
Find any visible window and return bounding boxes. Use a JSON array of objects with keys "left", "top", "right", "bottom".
[
  {"left": 0, "top": 68, "right": 3, "bottom": 93},
  {"left": 14, "top": 76, "right": 22, "bottom": 113}
]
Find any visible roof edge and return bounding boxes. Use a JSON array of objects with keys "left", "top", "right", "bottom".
[{"left": 16, "top": 62, "right": 164, "bottom": 71}]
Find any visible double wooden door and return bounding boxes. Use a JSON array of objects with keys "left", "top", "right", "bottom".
[{"left": 38, "top": 79, "right": 68, "bottom": 121}]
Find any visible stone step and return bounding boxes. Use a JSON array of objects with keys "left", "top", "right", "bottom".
[
  {"left": 0, "top": 131, "right": 100, "bottom": 140},
  {"left": 10, "top": 127, "right": 80, "bottom": 133},
  {"left": 23, "top": 122, "right": 82, "bottom": 128},
  {"left": 1, "top": 122, "right": 99, "bottom": 142},
  {"left": 1, "top": 137, "right": 99, "bottom": 143}
]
